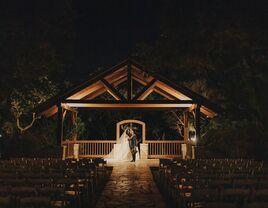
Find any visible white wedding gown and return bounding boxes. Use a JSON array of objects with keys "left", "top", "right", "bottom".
[{"left": 104, "top": 130, "right": 139, "bottom": 161}]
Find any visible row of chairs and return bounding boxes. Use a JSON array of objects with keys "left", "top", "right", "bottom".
[
  {"left": 152, "top": 158, "right": 267, "bottom": 208},
  {"left": 0, "top": 158, "right": 112, "bottom": 208}
]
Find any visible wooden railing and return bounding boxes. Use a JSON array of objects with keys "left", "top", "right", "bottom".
[
  {"left": 145, "top": 140, "right": 184, "bottom": 158},
  {"left": 62, "top": 140, "right": 184, "bottom": 159},
  {"left": 62, "top": 140, "right": 116, "bottom": 158}
]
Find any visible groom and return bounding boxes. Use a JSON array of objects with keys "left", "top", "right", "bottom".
[{"left": 127, "top": 128, "right": 138, "bottom": 162}]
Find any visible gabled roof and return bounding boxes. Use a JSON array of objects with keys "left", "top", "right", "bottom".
[{"left": 35, "top": 58, "right": 220, "bottom": 118}]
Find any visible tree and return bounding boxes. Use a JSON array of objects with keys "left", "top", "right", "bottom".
[
  {"left": 10, "top": 76, "right": 58, "bottom": 133},
  {"left": 0, "top": 0, "right": 74, "bottom": 136},
  {"left": 135, "top": 1, "right": 268, "bottom": 159}
]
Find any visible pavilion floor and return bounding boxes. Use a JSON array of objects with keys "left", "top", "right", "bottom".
[{"left": 95, "top": 159, "right": 166, "bottom": 208}]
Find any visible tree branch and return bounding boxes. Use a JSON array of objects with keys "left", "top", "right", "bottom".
[
  {"left": 170, "top": 111, "right": 184, "bottom": 126},
  {"left": 16, "top": 113, "right": 39, "bottom": 133}
]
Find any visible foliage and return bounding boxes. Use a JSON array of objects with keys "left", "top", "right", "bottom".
[
  {"left": 65, "top": 116, "right": 86, "bottom": 140},
  {"left": 0, "top": 0, "right": 74, "bottom": 136},
  {"left": 135, "top": 1, "right": 268, "bottom": 159},
  {"left": 1, "top": 122, "right": 16, "bottom": 136},
  {"left": 10, "top": 76, "right": 58, "bottom": 133},
  {"left": 201, "top": 117, "right": 267, "bottom": 160},
  {"left": 35, "top": 117, "right": 58, "bottom": 147}
]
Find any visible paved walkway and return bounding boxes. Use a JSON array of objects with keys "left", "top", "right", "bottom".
[{"left": 95, "top": 159, "right": 166, "bottom": 208}]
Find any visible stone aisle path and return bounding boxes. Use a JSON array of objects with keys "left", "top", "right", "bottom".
[{"left": 95, "top": 159, "right": 166, "bottom": 208}]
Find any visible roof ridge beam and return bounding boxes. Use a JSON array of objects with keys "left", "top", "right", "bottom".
[{"left": 127, "top": 62, "right": 132, "bottom": 100}]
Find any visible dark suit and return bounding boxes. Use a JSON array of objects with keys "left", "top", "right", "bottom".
[
  {"left": 129, "top": 134, "right": 137, "bottom": 161},
  {"left": 136, "top": 135, "right": 141, "bottom": 156}
]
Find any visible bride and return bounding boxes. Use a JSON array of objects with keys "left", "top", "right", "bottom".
[{"left": 104, "top": 128, "right": 139, "bottom": 161}]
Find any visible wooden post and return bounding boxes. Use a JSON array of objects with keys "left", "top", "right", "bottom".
[
  {"left": 57, "top": 104, "right": 63, "bottom": 146},
  {"left": 183, "top": 111, "right": 189, "bottom": 143},
  {"left": 72, "top": 111, "right": 78, "bottom": 141},
  {"left": 195, "top": 104, "right": 201, "bottom": 146}
]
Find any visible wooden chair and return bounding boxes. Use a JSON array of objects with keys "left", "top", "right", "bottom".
[
  {"left": 244, "top": 202, "right": 268, "bottom": 208},
  {"left": 252, "top": 189, "right": 268, "bottom": 202},
  {"left": 233, "top": 179, "right": 258, "bottom": 189},
  {"left": 204, "top": 202, "right": 237, "bottom": 208},
  {"left": 0, "top": 196, "right": 12, "bottom": 208},
  {"left": 19, "top": 196, "right": 51, "bottom": 208}
]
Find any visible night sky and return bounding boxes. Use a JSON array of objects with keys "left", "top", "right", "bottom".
[
  {"left": 73, "top": 0, "right": 268, "bottom": 79},
  {"left": 74, "top": 1, "right": 162, "bottom": 75},
  {"left": 2, "top": 0, "right": 268, "bottom": 83}
]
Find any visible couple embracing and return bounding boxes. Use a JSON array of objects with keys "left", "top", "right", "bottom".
[
  {"left": 126, "top": 128, "right": 140, "bottom": 162},
  {"left": 105, "top": 127, "right": 140, "bottom": 162}
]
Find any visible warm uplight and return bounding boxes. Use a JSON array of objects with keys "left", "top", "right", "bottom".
[
  {"left": 189, "top": 131, "right": 196, "bottom": 143},
  {"left": 190, "top": 135, "right": 196, "bottom": 142}
]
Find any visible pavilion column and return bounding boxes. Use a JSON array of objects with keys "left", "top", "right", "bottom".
[
  {"left": 181, "top": 111, "right": 189, "bottom": 159},
  {"left": 72, "top": 111, "right": 78, "bottom": 141},
  {"left": 57, "top": 104, "right": 63, "bottom": 146},
  {"left": 195, "top": 104, "right": 201, "bottom": 146},
  {"left": 183, "top": 111, "right": 189, "bottom": 143}
]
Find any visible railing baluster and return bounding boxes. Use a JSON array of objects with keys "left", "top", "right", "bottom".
[
  {"left": 62, "top": 140, "right": 184, "bottom": 159},
  {"left": 166, "top": 143, "right": 168, "bottom": 155}
]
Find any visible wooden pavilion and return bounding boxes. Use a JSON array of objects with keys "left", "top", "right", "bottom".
[{"left": 35, "top": 58, "right": 219, "bottom": 159}]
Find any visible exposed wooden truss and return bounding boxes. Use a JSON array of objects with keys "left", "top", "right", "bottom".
[
  {"left": 101, "top": 79, "right": 126, "bottom": 101},
  {"left": 133, "top": 79, "right": 157, "bottom": 100},
  {"left": 35, "top": 58, "right": 219, "bottom": 118},
  {"left": 33, "top": 58, "right": 221, "bottom": 146}
]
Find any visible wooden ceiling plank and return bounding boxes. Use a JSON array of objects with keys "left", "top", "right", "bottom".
[
  {"left": 104, "top": 65, "right": 127, "bottom": 80},
  {"left": 132, "top": 65, "right": 154, "bottom": 82},
  {"left": 105, "top": 67, "right": 127, "bottom": 83},
  {"left": 153, "top": 87, "right": 177, "bottom": 100},
  {"left": 132, "top": 68, "right": 154, "bottom": 84},
  {"left": 68, "top": 81, "right": 103, "bottom": 99},
  {"left": 83, "top": 76, "right": 128, "bottom": 100},
  {"left": 156, "top": 81, "right": 191, "bottom": 100},
  {"left": 132, "top": 74, "right": 147, "bottom": 85}
]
